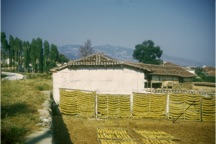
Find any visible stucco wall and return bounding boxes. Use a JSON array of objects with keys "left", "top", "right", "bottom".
[{"left": 52, "top": 66, "right": 145, "bottom": 103}]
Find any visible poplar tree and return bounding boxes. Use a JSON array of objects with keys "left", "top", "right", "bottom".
[
  {"left": 1, "top": 32, "right": 9, "bottom": 61},
  {"left": 23, "top": 41, "right": 30, "bottom": 72},
  {"left": 14, "top": 37, "right": 22, "bottom": 71},
  {"left": 50, "top": 44, "right": 59, "bottom": 62},
  {"left": 9, "top": 35, "right": 15, "bottom": 68},
  {"left": 36, "top": 38, "right": 43, "bottom": 73},
  {"left": 2, "top": 32, "right": 67, "bottom": 73},
  {"left": 30, "top": 39, "right": 37, "bottom": 72},
  {"left": 44, "top": 40, "right": 50, "bottom": 71}
]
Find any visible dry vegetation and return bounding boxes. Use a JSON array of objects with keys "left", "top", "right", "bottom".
[
  {"left": 55, "top": 116, "right": 215, "bottom": 144},
  {"left": 2, "top": 72, "right": 214, "bottom": 144},
  {"left": 1, "top": 74, "right": 52, "bottom": 144}
]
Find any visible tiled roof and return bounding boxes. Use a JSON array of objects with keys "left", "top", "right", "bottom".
[
  {"left": 124, "top": 62, "right": 196, "bottom": 78},
  {"left": 51, "top": 53, "right": 196, "bottom": 78},
  {"left": 67, "top": 53, "right": 121, "bottom": 66}
]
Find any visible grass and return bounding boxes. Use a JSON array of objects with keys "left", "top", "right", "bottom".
[
  {"left": 1, "top": 74, "right": 52, "bottom": 144},
  {"left": 61, "top": 116, "right": 215, "bottom": 144}
]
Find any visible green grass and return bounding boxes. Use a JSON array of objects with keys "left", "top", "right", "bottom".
[{"left": 1, "top": 75, "right": 53, "bottom": 144}]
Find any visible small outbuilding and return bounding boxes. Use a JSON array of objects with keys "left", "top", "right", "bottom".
[
  {"left": 51, "top": 53, "right": 151, "bottom": 103},
  {"left": 51, "top": 53, "right": 196, "bottom": 103}
]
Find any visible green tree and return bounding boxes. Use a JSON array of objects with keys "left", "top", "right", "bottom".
[
  {"left": 49, "top": 44, "right": 59, "bottom": 62},
  {"left": 133, "top": 40, "right": 163, "bottom": 65},
  {"left": 30, "top": 39, "right": 37, "bottom": 72},
  {"left": 30, "top": 38, "right": 43, "bottom": 73},
  {"left": 1, "top": 32, "right": 9, "bottom": 61},
  {"left": 36, "top": 38, "right": 43, "bottom": 73},
  {"left": 14, "top": 37, "right": 23, "bottom": 71},
  {"left": 23, "top": 41, "right": 31, "bottom": 72},
  {"left": 2, "top": 32, "right": 67, "bottom": 72},
  {"left": 9, "top": 37, "right": 22, "bottom": 71},
  {"left": 9, "top": 35, "right": 15, "bottom": 67},
  {"left": 58, "top": 54, "right": 69, "bottom": 63},
  {"left": 43, "top": 40, "right": 50, "bottom": 71},
  {"left": 79, "top": 39, "right": 94, "bottom": 57},
  {"left": 194, "top": 67, "right": 215, "bottom": 82}
]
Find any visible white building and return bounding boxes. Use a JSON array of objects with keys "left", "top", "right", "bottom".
[
  {"left": 51, "top": 54, "right": 151, "bottom": 103},
  {"left": 51, "top": 53, "right": 196, "bottom": 104}
]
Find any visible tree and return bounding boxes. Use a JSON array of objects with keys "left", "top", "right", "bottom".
[
  {"left": 30, "top": 38, "right": 43, "bottom": 73},
  {"left": 58, "top": 54, "right": 69, "bottom": 63},
  {"left": 194, "top": 67, "right": 215, "bottom": 82},
  {"left": 30, "top": 39, "right": 37, "bottom": 72},
  {"left": 43, "top": 40, "right": 50, "bottom": 72},
  {"left": 9, "top": 35, "right": 15, "bottom": 67},
  {"left": 133, "top": 40, "right": 163, "bottom": 65},
  {"left": 36, "top": 38, "right": 43, "bottom": 73},
  {"left": 49, "top": 44, "right": 59, "bottom": 62},
  {"left": 14, "top": 37, "right": 22, "bottom": 71},
  {"left": 79, "top": 39, "right": 94, "bottom": 57},
  {"left": 23, "top": 41, "right": 31, "bottom": 72},
  {"left": 1, "top": 32, "right": 9, "bottom": 61}
]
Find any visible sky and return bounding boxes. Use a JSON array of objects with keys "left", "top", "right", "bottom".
[{"left": 1, "top": 0, "right": 215, "bottom": 65}]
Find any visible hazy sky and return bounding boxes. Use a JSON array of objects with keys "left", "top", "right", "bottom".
[{"left": 1, "top": 0, "right": 215, "bottom": 65}]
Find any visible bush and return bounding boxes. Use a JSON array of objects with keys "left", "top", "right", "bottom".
[
  {"left": 34, "top": 82, "right": 52, "bottom": 91},
  {"left": 26, "top": 73, "right": 52, "bottom": 80},
  {"left": 193, "top": 77, "right": 203, "bottom": 82},
  {"left": 1, "top": 73, "right": 7, "bottom": 79},
  {"left": 1, "top": 125, "right": 27, "bottom": 144}
]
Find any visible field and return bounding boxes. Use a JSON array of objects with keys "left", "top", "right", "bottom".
[
  {"left": 1, "top": 73, "right": 215, "bottom": 144},
  {"left": 53, "top": 115, "right": 215, "bottom": 144},
  {"left": 1, "top": 73, "right": 52, "bottom": 143}
]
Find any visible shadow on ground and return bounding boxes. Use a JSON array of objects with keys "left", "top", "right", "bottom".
[
  {"left": 25, "top": 129, "right": 52, "bottom": 144},
  {"left": 1, "top": 102, "right": 34, "bottom": 119},
  {"left": 52, "top": 100, "right": 73, "bottom": 144}
]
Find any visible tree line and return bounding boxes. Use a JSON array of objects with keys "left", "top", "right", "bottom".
[
  {"left": 194, "top": 67, "right": 215, "bottom": 83},
  {"left": 1, "top": 32, "right": 68, "bottom": 73}
]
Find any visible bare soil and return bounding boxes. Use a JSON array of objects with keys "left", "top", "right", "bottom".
[{"left": 53, "top": 115, "right": 215, "bottom": 144}]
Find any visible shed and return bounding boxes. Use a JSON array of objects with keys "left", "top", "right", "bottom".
[
  {"left": 125, "top": 62, "right": 196, "bottom": 88},
  {"left": 51, "top": 53, "right": 150, "bottom": 103},
  {"left": 51, "top": 53, "right": 196, "bottom": 103}
]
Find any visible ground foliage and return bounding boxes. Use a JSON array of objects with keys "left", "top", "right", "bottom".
[
  {"left": 1, "top": 74, "right": 52, "bottom": 144},
  {"left": 60, "top": 116, "right": 215, "bottom": 144}
]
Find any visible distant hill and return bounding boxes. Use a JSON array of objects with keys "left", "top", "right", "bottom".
[
  {"left": 58, "top": 44, "right": 208, "bottom": 66},
  {"left": 161, "top": 54, "right": 205, "bottom": 67},
  {"left": 58, "top": 44, "right": 136, "bottom": 62}
]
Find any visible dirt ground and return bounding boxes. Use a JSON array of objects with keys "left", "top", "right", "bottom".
[{"left": 53, "top": 115, "right": 215, "bottom": 144}]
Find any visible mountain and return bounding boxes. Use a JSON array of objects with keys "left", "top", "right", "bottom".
[
  {"left": 58, "top": 44, "right": 137, "bottom": 62},
  {"left": 161, "top": 54, "right": 205, "bottom": 67},
  {"left": 58, "top": 44, "right": 208, "bottom": 66},
  {"left": 57, "top": 45, "right": 81, "bottom": 60},
  {"left": 93, "top": 45, "right": 136, "bottom": 62}
]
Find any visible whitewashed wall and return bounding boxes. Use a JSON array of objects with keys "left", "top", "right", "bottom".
[{"left": 52, "top": 67, "right": 145, "bottom": 103}]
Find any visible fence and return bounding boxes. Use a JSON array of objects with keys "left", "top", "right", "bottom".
[
  {"left": 59, "top": 88, "right": 215, "bottom": 121},
  {"left": 97, "top": 94, "right": 131, "bottom": 118},
  {"left": 133, "top": 93, "right": 166, "bottom": 119},
  {"left": 168, "top": 93, "right": 201, "bottom": 121},
  {"left": 60, "top": 89, "right": 95, "bottom": 117}
]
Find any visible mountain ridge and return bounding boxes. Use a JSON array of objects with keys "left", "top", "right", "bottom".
[{"left": 58, "top": 44, "right": 211, "bottom": 66}]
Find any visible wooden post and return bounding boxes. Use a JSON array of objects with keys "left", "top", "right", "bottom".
[
  {"left": 95, "top": 91, "right": 97, "bottom": 118},
  {"left": 200, "top": 96, "right": 202, "bottom": 122}
]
